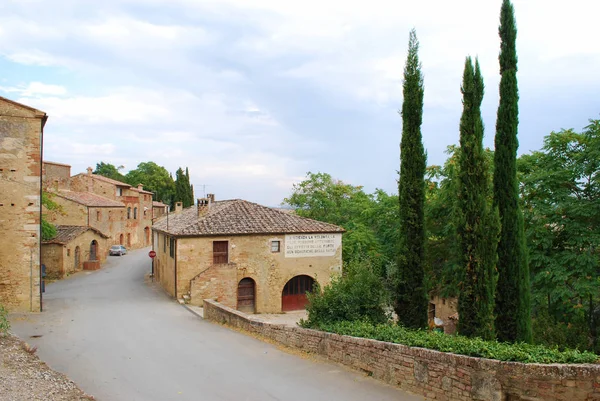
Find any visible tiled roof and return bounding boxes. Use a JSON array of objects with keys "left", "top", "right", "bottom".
[
  {"left": 57, "top": 190, "right": 124, "bottom": 208},
  {"left": 90, "top": 174, "right": 131, "bottom": 187},
  {"left": 153, "top": 201, "right": 167, "bottom": 207},
  {"left": 43, "top": 225, "right": 109, "bottom": 245},
  {"left": 131, "top": 187, "right": 154, "bottom": 195},
  {"left": 153, "top": 199, "right": 344, "bottom": 237}
]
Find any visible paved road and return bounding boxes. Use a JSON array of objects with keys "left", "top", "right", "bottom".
[{"left": 12, "top": 248, "right": 422, "bottom": 401}]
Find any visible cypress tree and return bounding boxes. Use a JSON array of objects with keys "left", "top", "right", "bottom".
[
  {"left": 493, "top": 0, "right": 532, "bottom": 343},
  {"left": 394, "top": 29, "right": 428, "bottom": 329},
  {"left": 456, "top": 58, "right": 499, "bottom": 340}
]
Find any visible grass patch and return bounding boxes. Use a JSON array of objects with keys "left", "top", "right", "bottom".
[{"left": 312, "top": 320, "right": 599, "bottom": 364}]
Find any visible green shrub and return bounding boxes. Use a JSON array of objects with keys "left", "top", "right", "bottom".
[
  {"left": 0, "top": 304, "right": 10, "bottom": 335},
  {"left": 300, "top": 258, "right": 390, "bottom": 328},
  {"left": 532, "top": 308, "right": 591, "bottom": 352},
  {"left": 319, "top": 320, "right": 598, "bottom": 364}
]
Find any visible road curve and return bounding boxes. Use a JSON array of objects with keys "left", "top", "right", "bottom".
[{"left": 11, "top": 247, "right": 422, "bottom": 401}]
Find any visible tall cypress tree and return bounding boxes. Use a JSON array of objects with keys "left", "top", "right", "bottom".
[
  {"left": 457, "top": 58, "right": 499, "bottom": 340},
  {"left": 493, "top": 0, "right": 532, "bottom": 343},
  {"left": 394, "top": 29, "right": 427, "bottom": 329}
]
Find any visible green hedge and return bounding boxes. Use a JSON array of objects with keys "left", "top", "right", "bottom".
[{"left": 318, "top": 320, "right": 599, "bottom": 364}]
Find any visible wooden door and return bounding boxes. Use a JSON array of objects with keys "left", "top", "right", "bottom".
[{"left": 237, "top": 278, "right": 255, "bottom": 313}]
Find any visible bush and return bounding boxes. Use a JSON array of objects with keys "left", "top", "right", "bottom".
[
  {"left": 319, "top": 320, "right": 599, "bottom": 364},
  {"left": 0, "top": 304, "right": 10, "bottom": 336},
  {"left": 532, "top": 308, "right": 591, "bottom": 352},
  {"left": 300, "top": 258, "right": 390, "bottom": 328}
]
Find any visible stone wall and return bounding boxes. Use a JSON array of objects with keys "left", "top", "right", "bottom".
[
  {"left": 41, "top": 244, "right": 64, "bottom": 279},
  {"left": 204, "top": 300, "right": 600, "bottom": 401},
  {"left": 0, "top": 97, "right": 45, "bottom": 312},
  {"left": 173, "top": 234, "right": 342, "bottom": 313}
]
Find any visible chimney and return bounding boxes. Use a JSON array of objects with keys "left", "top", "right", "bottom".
[
  {"left": 207, "top": 193, "right": 215, "bottom": 203},
  {"left": 197, "top": 197, "right": 210, "bottom": 217},
  {"left": 175, "top": 201, "right": 183, "bottom": 214},
  {"left": 137, "top": 184, "right": 143, "bottom": 191},
  {"left": 87, "top": 167, "right": 93, "bottom": 176}
]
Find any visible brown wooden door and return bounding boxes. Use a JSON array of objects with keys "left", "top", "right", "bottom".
[
  {"left": 282, "top": 275, "right": 314, "bottom": 312},
  {"left": 237, "top": 278, "right": 255, "bottom": 313}
]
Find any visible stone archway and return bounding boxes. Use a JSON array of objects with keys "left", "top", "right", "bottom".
[
  {"left": 237, "top": 278, "right": 256, "bottom": 313},
  {"left": 281, "top": 275, "right": 315, "bottom": 312}
]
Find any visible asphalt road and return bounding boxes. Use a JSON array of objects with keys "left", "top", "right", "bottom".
[{"left": 11, "top": 248, "right": 422, "bottom": 401}]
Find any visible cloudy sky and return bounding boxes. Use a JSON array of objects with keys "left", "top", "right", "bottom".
[{"left": 1, "top": 0, "right": 598, "bottom": 206}]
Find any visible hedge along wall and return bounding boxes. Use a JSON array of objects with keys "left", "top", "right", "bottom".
[{"left": 203, "top": 300, "right": 600, "bottom": 401}]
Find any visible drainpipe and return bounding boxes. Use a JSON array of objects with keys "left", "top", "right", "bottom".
[
  {"left": 39, "top": 114, "right": 47, "bottom": 312},
  {"left": 174, "top": 238, "right": 177, "bottom": 299}
]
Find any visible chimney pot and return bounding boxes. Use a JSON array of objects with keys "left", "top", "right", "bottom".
[
  {"left": 175, "top": 201, "right": 183, "bottom": 214},
  {"left": 87, "top": 167, "right": 93, "bottom": 176},
  {"left": 138, "top": 184, "right": 143, "bottom": 191}
]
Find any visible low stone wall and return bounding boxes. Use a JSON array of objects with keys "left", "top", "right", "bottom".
[{"left": 203, "top": 299, "right": 600, "bottom": 401}]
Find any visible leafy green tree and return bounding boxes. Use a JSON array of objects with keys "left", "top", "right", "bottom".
[
  {"left": 125, "top": 162, "right": 175, "bottom": 205},
  {"left": 493, "top": 0, "right": 532, "bottom": 343},
  {"left": 456, "top": 58, "right": 499, "bottom": 340},
  {"left": 519, "top": 121, "right": 600, "bottom": 352},
  {"left": 93, "top": 162, "right": 126, "bottom": 182},
  {"left": 394, "top": 28, "right": 428, "bottom": 329}
]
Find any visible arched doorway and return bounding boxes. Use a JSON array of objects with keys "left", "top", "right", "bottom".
[
  {"left": 144, "top": 227, "right": 150, "bottom": 246},
  {"left": 90, "top": 240, "right": 98, "bottom": 261},
  {"left": 282, "top": 275, "right": 315, "bottom": 312},
  {"left": 120, "top": 234, "right": 124, "bottom": 245},
  {"left": 127, "top": 233, "right": 131, "bottom": 247},
  {"left": 74, "top": 246, "right": 80, "bottom": 271},
  {"left": 237, "top": 278, "right": 256, "bottom": 313}
]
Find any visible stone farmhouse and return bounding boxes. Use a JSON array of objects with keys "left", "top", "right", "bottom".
[
  {"left": 0, "top": 96, "right": 47, "bottom": 312},
  {"left": 152, "top": 195, "right": 344, "bottom": 313}
]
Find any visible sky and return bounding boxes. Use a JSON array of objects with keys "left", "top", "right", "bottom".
[{"left": 1, "top": 0, "right": 598, "bottom": 206}]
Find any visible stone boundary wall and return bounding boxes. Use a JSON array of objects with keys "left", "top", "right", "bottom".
[{"left": 203, "top": 299, "right": 600, "bottom": 401}]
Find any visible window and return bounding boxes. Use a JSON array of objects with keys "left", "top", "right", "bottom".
[
  {"left": 213, "top": 241, "right": 228, "bottom": 264},
  {"left": 96, "top": 210, "right": 101, "bottom": 221},
  {"left": 127, "top": 207, "right": 131, "bottom": 219},
  {"left": 271, "top": 240, "right": 280, "bottom": 253},
  {"left": 169, "top": 237, "right": 175, "bottom": 258},
  {"left": 134, "top": 207, "right": 138, "bottom": 219},
  {"left": 117, "top": 188, "right": 123, "bottom": 196},
  {"left": 163, "top": 235, "right": 167, "bottom": 253},
  {"left": 67, "top": 249, "right": 71, "bottom": 257}
]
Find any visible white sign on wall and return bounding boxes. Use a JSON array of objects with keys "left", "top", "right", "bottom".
[{"left": 284, "top": 233, "right": 341, "bottom": 258}]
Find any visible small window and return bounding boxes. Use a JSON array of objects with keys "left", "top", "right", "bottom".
[
  {"left": 127, "top": 207, "right": 131, "bottom": 219},
  {"left": 96, "top": 210, "right": 101, "bottom": 221},
  {"left": 163, "top": 235, "right": 167, "bottom": 253},
  {"left": 117, "top": 188, "right": 123, "bottom": 196},
  {"left": 213, "top": 241, "right": 228, "bottom": 264},
  {"left": 134, "top": 207, "right": 138, "bottom": 219},
  {"left": 67, "top": 249, "right": 71, "bottom": 257},
  {"left": 271, "top": 240, "right": 280, "bottom": 253},
  {"left": 144, "top": 209, "right": 147, "bottom": 217},
  {"left": 169, "top": 237, "right": 175, "bottom": 258}
]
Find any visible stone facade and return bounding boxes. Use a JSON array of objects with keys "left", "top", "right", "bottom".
[
  {"left": 205, "top": 300, "right": 600, "bottom": 401},
  {"left": 42, "top": 226, "right": 109, "bottom": 279},
  {"left": 0, "top": 96, "right": 46, "bottom": 312},
  {"left": 155, "top": 232, "right": 342, "bottom": 312},
  {"left": 43, "top": 164, "right": 154, "bottom": 251},
  {"left": 153, "top": 198, "right": 344, "bottom": 313}
]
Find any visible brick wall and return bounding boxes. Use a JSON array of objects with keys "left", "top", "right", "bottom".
[{"left": 204, "top": 300, "right": 600, "bottom": 401}]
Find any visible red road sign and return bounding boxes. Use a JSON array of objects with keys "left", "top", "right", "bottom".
[{"left": 149, "top": 250, "right": 156, "bottom": 258}]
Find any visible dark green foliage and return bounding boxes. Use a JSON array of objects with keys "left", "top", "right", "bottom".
[
  {"left": 174, "top": 167, "right": 194, "bottom": 208},
  {"left": 124, "top": 162, "right": 175, "bottom": 205},
  {"left": 283, "top": 172, "right": 399, "bottom": 271},
  {"left": 300, "top": 258, "right": 390, "bottom": 328},
  {"left": 41, "top": 191, "right": 61, "bottom": 241},
  {"left": 93, "top": 162, "right": 126, "bottom": 182},
  {"left": 519, "top": 121, "right": 600, "bottom": 353},
  {"left": 394, "top": 29, "right": 428, "bottom": 329},
  {"left": 493, "top": 0, "right": 532, "bottom": 343},
  {"left": 0, "top": 304, "right": 9, "bottom": 335},
  {"left": 456, "top": 58, "right": 499, "bottom": 340},
  {"left": 318, "top": 320, "right": 599, "bottom": 364}
]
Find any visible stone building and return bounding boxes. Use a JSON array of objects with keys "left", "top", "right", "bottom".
[
  {"left": 152, "top": 196, "right": 344, "bottom": 313},
  {"left": 0, "top": 96, "right": 47, "bottom": 312},
  {"left": 42, "top": 226, "right": 109, "bottom": 279},
  {"left": 43, "top": 163, "right": 154, "bottom": 250}
]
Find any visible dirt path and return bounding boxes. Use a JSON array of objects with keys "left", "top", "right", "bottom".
[{"left": 0, "top": 333, "right": 93, "bottom": 401}]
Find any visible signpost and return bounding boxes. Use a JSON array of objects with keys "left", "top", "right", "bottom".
[
  {"left": 149, "top": 250, "right": 156, "bottom": 282},
  {"left": 149, "top": 250, "right": 156, "bottom": 258}
]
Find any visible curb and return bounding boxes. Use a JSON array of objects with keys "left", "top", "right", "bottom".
[{"left": 181, "top": 303, "right": 204, "bottom": 320}]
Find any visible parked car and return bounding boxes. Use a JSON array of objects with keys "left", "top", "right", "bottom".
[{"left": 109, "top": 245, "right": 127, "bottom": 256}]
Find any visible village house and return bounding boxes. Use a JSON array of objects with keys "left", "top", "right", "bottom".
[
  {"left": 152, "top": 195, "right": 344, "bottom": 313},
  {"left": 0, "top": 96, "right": 47, "bottom": 312},
  {"left": 42, "top": 226, "right": 109, "bottom": 279}
]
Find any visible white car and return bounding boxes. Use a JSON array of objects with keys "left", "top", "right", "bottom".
[{"left": 109, "top": 245, "right": 127, "bottom": 256}]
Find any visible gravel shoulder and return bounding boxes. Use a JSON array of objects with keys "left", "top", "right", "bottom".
[{"left": 0, "top": 333, "right": 93, "bottom": 401}]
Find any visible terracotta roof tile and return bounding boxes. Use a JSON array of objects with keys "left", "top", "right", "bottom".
[
  {"left": 153, "top": 199, "right": 344, "bottom": 237},
  {"left": 43, "top": 225, "right": 109, "bottom": 245},
  {"left": 57, "top": 190, "right": 125, "bottom": 208},
  {"left": 90, "top": 174, "right": 131, "bottom": 187}
]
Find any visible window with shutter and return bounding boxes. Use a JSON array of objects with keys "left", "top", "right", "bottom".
[{"left": 213, "top": 241, "right": 228, "bottom": 264}]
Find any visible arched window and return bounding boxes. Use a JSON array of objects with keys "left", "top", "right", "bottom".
[
  {"left": 127, "top": 207, "right": 131, "bottom": 219},
  {"left": 134, "top": 207, "right": 138, "bottom": 219}
]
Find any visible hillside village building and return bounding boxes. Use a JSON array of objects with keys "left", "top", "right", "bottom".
[
  {"left": 0, "top": 96, "right": 47, "bottom": 312},
  {"left": 152, "top": 196, "right": 344, "bottom": 313},
  {"left": 42, "top": 162, "right": 155, "bottom": 275}
]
